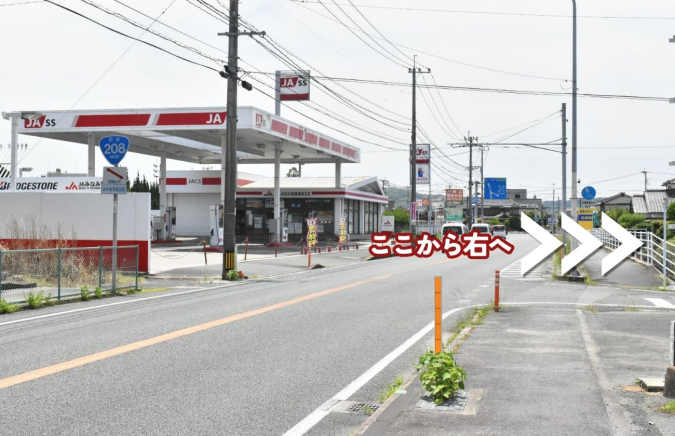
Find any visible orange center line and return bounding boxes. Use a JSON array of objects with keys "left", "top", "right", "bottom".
[{"left": 0, "top": 254, "right": 455, "bottom": 391}]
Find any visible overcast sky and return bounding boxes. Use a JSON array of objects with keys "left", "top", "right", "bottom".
[{"left": 1, "top": 0, "right": 674, "bottom": 201}]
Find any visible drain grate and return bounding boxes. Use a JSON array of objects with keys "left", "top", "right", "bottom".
[
  {"left": 415, "top": 390, "right": 471, "bottom": 411},
  {"left": 347, "top": 402, "right": 380, "bottom": 413}
]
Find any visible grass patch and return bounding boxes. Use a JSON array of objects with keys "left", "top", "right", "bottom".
[
  {"left": 24, "top": 290, "right": 53, "bottom": 309},
  {"left": 0, "top": 298, "right": 19, "bottom": 314},
  {"left": 445, "top": 305, "right": 493, "bottom": 350},
  {"left": 140, "top": 287, "right": 171, "bottom": 294},
  {"left": 94, "top": 287, "right": 103, "bottom": 299},
  {"left": 660, "top": 401, "right": 675, "bottom": 414},
  {"left": 625, "top": 306, "right": 642, "bottom": 312},
  {"left": 583, "top": 305, "right": 598, "bottom": 314},
  {"left": 378, "top": 375, "right": 404, "bottom": 403},
  {"left": 80, "top": 286, "right": 90, "bottom": 301}
]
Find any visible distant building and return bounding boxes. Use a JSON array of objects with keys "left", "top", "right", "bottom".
[{"left": 595, "top": 192, "right": 632, "bottom": 212}]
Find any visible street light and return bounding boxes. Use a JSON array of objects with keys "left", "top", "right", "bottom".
[{"left": 19, "top": 167, "right": 32, "bottom": 177}]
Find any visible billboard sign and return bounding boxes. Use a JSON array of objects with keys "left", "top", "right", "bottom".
[
  {"left": 484, "top": 177, "right": 507, "bottom": 200},
  {"left": 416, "top": 163, "right": 430, "bottom": 184},
  {"left": 577, "top": 207, "right": 596, "bottom": 230},
  {"left": 415, "top": 144, "right": 430, "bottom": 162},
  {"left": 279, "top": 70, "right": 310, "bottom": 101},
  {"left": 446, "top": 189, "right": 463, "bottom": 204},
  {"left": 382, "top": 215, "right": 394, "bottom": 232},
  {"left": 445, "top": 207, "right": 463, "bottom": 221},
  {"left": 0, "top": 178, "right": 102, "bottom": 193}
]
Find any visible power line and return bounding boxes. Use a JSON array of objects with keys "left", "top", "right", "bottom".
[
  {"left": 287, "top": 1, "right": 675, "bottom": 21},
  {"left": 0, "top": 0, "right": 43, "bottom": 6},
  {"left": 310, "top": 76, "right": 671, "bottom": 102},
  {"left": 286, "top": 0, "right": 568, "bottom": 82},
  {"left": 20, "top": 0, "right": 182, "bottom": 164}
]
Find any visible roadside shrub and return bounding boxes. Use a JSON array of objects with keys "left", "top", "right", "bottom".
[
  {"left": 0, "top": 299, "right": 19, "bottom": 314},
  {"left": 415, "top": 351, "right": 466, "bottom": 405},
  {"left": 80, "top": 286, "right": 90, "bottom": 301},
  {"left": 618, "top": 213, "right": 645, "bottom": 229},
  {"left": 505, "top": 216, "right": 521, "bottom": 230},
  {"left": 605, "top": 208, "right": 626, "bottom": 223},
  {"left": 94, "top": 287, "right": 103, "bottom": 299}
]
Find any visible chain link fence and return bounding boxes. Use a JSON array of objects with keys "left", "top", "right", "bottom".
[{"left": 0, "top": 246, "right": 139, "bottom": 304}]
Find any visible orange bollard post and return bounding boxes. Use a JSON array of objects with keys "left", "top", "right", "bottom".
[
  {"left": 275, "top": 239, "right": 278, "bottom": 258},
  {"left": 494, "top": 270, "right": 500, "bottom": 312},
  {"left": 308, "top": 246, "right": 312, "bottom": 268},
  {"left": 244, "top": 237, "right": 249, "bottom": 261},
  {"left": 434, "top": 275, "right": 442, "bottom": 355}
]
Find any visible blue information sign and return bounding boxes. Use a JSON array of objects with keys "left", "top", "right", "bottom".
[
  {"left": 472, "top": 197, "right": 479, "bottom": 204},
  {"left": 99, "top": 136, "right": 130, "bottom": 166},
  {"left": 484, "top": 177, "right": 507, "bottom": 200},
  {"left": 581, "top": 186, "right": 596, "bottom": 201}
]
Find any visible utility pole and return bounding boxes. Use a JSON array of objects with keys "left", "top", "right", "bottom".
[
  {"left": 571, "top": 0, "right": 579, "bottom": 236},
  {"left": 465, "top": 134, "right": 478, "bottom": 226},
  {"left": 408, "top": 56, "right": 430, "bottom": 234},
  {"left": 641, "top": 170, "right": 648, "bottom": 192},
  {"left": 561, "top": 103, "right": 567, "bottom": 251},
  {"left": 218, "top": 1, "right": 265, "bottom": 277},
  {"left": 480, "top": 146, "right": 485, "bottom": 222}
]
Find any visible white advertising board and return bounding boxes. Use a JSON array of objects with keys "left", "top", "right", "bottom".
[
  {"left": 279, "top": 70, "right": 310, "bottom": 101},
  {"left": 102, "top": 167, "right": 128, "bottom": 195},
  {"left": 416, "top": 163, "right": 430, "bottom": 185},
  {"left": 0, "top": 178, "right": 102, "bottom": 193}
]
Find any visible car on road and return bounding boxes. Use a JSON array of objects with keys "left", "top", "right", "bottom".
[
  {"left": 471, "top": 223, "right": 491, "bottom": 235},
  {"left": 442, "top": 222, "right": 469, "bottom": 236},
  {"left": 492, "top": 224, "right": 508, "bottom": 239}
]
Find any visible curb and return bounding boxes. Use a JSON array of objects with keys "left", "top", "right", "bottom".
[{"left": 355, "top": 310, "right": 482, "bottom": 436}]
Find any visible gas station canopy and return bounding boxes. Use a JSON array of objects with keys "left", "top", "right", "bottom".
[{"left": 16, "top": 106, "right": 361, "bottom": 165}]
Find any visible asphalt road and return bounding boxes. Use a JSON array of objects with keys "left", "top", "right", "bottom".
[{"left": 0, "top": 235, "right": 539, "bottom": 436}]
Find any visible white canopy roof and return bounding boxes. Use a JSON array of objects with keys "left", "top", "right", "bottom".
[{"left": 14, "top": 106, "right": 361, "bottom": 165}]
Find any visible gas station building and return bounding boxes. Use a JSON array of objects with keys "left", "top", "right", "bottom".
[{"left": 2, "top": 106, "right": 388, "bottom": 246}]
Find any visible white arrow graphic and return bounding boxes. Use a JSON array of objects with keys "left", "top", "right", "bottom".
[
  {"left": 601, "top": 212, "right": 643, "bottom": 275},
  {"left": 521, "top": 212, "right": 562, "bottom": 276},
  {"left": 561, "top": 214, "right": 603, "bottom": 275}
]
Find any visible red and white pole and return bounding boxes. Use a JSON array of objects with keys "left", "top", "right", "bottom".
[{"left": 494, "top": 270, "right": 500, "bottom": 312}]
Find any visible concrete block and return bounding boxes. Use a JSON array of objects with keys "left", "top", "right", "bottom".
[{"left": 665, "top": 367, "right": 675, "bottom": 399}]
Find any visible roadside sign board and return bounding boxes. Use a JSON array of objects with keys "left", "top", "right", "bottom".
[
  {"left": 415, "top": 144, "right": 430, "bottom": 162},
  {"left": 472, "top": 197, "right": 479, "bottom": 204},
  {"left": 415, "top": 163, "right": 430, "bottom": 184},
  {"left": 582, "top": 186, "right": 596, "bottom": 201},
  {"left": 338, "top": 216, "right": 348, "bottom": 242},
  {"left": 446, "top": 189, "right": 463, "bottom": 203},
  {"left": 279, "top": 70, "right": 310, "bottom": 101},
  {"left": 102, "top": 167, "right": 127, "bottom": 195},
  {"left": 306, "top": 218, "right": 318, "bottom": 247},
  {"left": 411, "top": 202, "right": 417, "bottom": 225},
  {"left": 577, "top": 207, "right": 596, "bottom": 230},
  {"left": 484, "top": 177, "right": 507, "bottom": 200},
  {"left": 445, "top": 207, "right": 463, "bottom": 221},
  {"left": 382, "top": 216, "right": 394, "bottom": 232},
  {"left": 99, "top": 136, "right": 129, "bottom": 166}
]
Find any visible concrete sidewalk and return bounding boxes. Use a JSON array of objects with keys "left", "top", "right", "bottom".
[
  {"left": 583, "top": 248, "right": 662, "bottom": 288},
  {"left": 362, "top": 304, "right": 675, "bottom": 436}
]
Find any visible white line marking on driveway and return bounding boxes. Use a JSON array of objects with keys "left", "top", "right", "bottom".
[{"left": 644, "top": 298, "right": 675, "bottom": 309}]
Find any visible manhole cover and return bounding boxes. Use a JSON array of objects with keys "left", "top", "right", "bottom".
[
  {"left": 415, "top": 390, "right": 470, "bottom": 411},
  {"left": 346, "top": 402, "right": 380, "bottom": 414}
]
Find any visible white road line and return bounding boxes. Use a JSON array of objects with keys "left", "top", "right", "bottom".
[
  {"left": 644, "top": 298, "right": 675, "bottom": 309},
  {"left": 282, "top": 307, "right": 464, "bottom": 436},
  {"left": 0, "top": 260, "right": 373, "bottom": 328}
]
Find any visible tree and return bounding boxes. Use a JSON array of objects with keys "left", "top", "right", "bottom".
[
  {"left": 605, "top": 208, "right": 626, "bottom": 223},
  {"left": 384, "top": 207, "right": 409, "bottom": 230},
  {"left": 667, "top": 202, "right": 675, "bottom": 221},
  {"left": 505, "top": 216, "right": 521, "bottom": 230},
  {"left": 286, "top": 167, "right": 300, "bottom": 177},
  {"left": 618, "top": 213, "right": 645, "bottom": 229}
]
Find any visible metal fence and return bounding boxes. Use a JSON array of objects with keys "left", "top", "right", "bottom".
[
  {"left": 0, "top": 246, "right": 139, "bottom": 304},
  {"left": 591, "top": 228, "right": 675, "bottom": 282}
]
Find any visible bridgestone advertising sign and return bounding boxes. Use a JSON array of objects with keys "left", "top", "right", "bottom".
[{"left": 0, "top": 178, "right": 102, "bottom": 192}]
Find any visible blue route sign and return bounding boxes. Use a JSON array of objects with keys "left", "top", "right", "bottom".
[
  {"left": 99, "top": 136, "right": 130, "bottom": 166},
  {"left": 582, "top": 186, "right": 596, "bottom": 201},
  {"left": 484, "top": 177, "right": 507, "bottom": 200}
]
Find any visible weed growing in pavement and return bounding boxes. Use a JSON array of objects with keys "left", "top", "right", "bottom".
[
  {"left": 625, "top": 306, "right": 642, "bottom": 312},
  {"left": 379, "top": 375, "right": 404, "bottom": 403},
  {"left": 126, "top": 287, "right": 141, "bottom": 295},
  {"left": 0, "top": 299, "right": 19, "bottom": 314},
  {"left": 415, "top": 350, "right": 466, "bottom": 405},
  {"left": 80, "top": 286, "right": 90, "bottom": 301},
  {"left": 24, "top": 290, "right": 54, "bottom": 309},
  {"left": 94, "top": 287, "right": 103, "bottom": 299},
  {"left": 445, "top": 305, "right": 493, "bottom": 349},
  {"left": 660, "top": 401, "right": 675, "bottom": 414},
  {"left": 362, "top": 405, "right": 375, "bottom": 415},
  {"left": 226, "top": 270, "right": 242, "bottom": 281},
  {"left": 583, "top": 305, "right": 598, "bottom": 314},
  {"left": 140, "top": 287, "right": 171, "bottom": 294}
]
